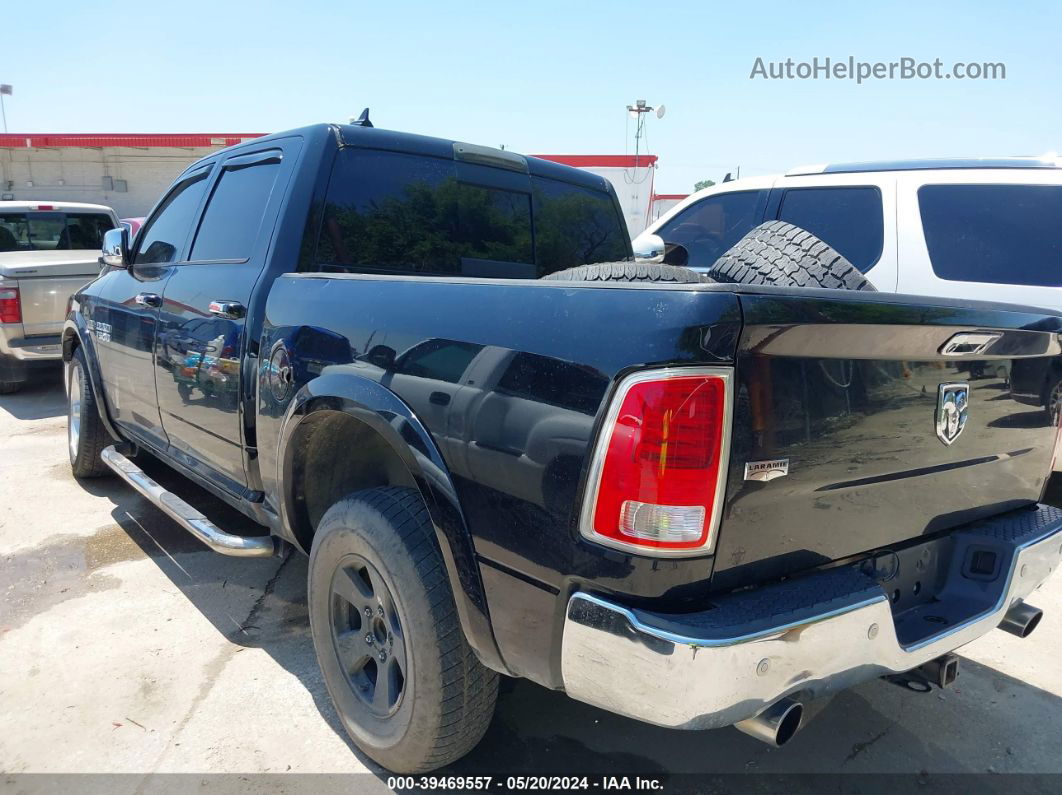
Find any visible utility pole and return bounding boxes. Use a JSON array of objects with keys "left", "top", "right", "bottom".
[
  {"left": 0, "top": 85, "right": 11, "bottom": 133},
  {"left": 625, "top": 100, "right": 665, "bottom": 165}
]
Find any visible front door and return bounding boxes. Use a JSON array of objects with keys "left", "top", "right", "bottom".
[
  {"left": 154, "top": 145, "right": 295, "bottom": 492},
  {"left": 98, "top": 166, "right": 212, "bottom": 447}
]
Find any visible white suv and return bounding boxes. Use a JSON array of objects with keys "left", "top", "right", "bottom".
[{"left": 633, "top": 157, "right": 1062, "bottom": 310}]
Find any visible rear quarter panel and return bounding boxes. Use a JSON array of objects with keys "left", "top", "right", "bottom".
[{"left": 257, "top": 275, "right": 742, "bottom": 601}]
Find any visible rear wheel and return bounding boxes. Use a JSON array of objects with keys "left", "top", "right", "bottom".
[
  {"left": 308, "top": 487, "right": 498, "bottom": 773},
  {"left": 67, "top": 348, "right": 111, "bottom": 478},
  {"left": 708, "top": 220, "right": 876, "bottom": 291}
]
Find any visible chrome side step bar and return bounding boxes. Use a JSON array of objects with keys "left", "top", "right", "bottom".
[{"left": 102, "top": 445, "right": 278, "bottom": 557}]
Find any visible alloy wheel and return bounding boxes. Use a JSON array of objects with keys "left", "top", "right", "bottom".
[
  {"left": 329, "top": 555, "right": 408, "bottom": 717},
  {"left": 68, "top": 364, "right": 81, "bottom": 463}
]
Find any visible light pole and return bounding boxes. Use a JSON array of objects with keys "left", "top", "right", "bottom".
[{"left": 0, "top": 84, "right": 11, "bottom": 133}]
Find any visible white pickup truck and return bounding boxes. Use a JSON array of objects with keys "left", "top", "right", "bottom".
[{"left": 0, "top": 201, "right": 118, "bottom": 392}]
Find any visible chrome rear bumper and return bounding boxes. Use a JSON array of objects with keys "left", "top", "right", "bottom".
[
  {"left": 561, "top": 504, "right": 1062, "bottom": 730},
  {"left": 0, "top": 326, "right": 62, "bottom": 361}
]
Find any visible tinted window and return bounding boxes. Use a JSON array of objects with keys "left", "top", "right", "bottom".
[
  {"left": 0, "top": 212, "right": 114, "bottom": 251},
  {"left": 497, "top": 352, "right": 607, "bottom": 414},
  {"left": 777, "top": 186, "right": 883, "bottom": 271},
  {"left": 458, "top": 184, "right": 533, "bottom": 265},
  {"left": 191, "top": 156, "right": 282, "bottom": 261},
  {"left": 659, "top": 191, "right": 763, "bottom": 267},
  {"left": 317, "top": 151, "right": 460, "bottom": 275},
  {"left": 395, "top": 339, "right": 483, "bottom": 383},
  {"left": 919, "top": 184, "right": 1062, "bottom": 286},
  {"left": 135, "top": 172, "right": 210, "bottom": 264},
  {"left": 532, "top": 177, "right": 629, "bottom": 272}
]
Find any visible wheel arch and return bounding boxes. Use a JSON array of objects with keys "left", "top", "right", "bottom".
[
  {"left": 61, "top": 318, "right": 122, "bottom": 443},
  {"left": 276, "top": 371, "right": 510, "bottom": 675}
]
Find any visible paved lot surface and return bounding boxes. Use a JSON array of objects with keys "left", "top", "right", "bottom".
[{"left": 1, "top": 368, "right": 1061, "bottom": 790}]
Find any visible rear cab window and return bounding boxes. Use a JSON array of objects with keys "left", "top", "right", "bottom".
[
  {"left": 918, "top": 184, "right": 1062, "bottom": 286},
  {"left": 775, "top": 186, "right": 884, "bottom": 272},
  {"left": 312, "top": 148, "right": 628, "bottom": 277},
  {"left": 0, "top": 211, "right": 115, "bottom": 252}
]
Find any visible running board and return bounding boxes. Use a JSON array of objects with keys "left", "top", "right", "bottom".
[{"left": 101, "top": 445, "right": 278, "bottom": 557}]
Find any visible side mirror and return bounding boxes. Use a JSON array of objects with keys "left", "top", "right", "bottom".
[
  {"left": 632, "top": 233, "right": 666, "bottom": 261},
  {"left": 101, "top": 227, "right": 131, "bottom": 269},
  {"left": 662, "top": 242, "right": 690, "bottom": 267},
  {"left": 364, "top": 344, "right": 397, "bottom": 370}
]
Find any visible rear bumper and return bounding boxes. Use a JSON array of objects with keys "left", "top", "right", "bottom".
[
  {"left": 561, "top": 504, "right": 1062, "bottom": 730},
  {"left": 0, "top": 326, "right": 63, "bottom": 363}
]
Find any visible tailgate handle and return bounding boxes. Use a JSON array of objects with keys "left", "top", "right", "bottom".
[{"left": 939, "top": 332, "right": 1002, "bottom": 357}]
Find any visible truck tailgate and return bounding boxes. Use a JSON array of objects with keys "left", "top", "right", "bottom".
[
  {"left": 712, "top": 289, "right": 1062, "bottom": 589},
  {"left": 1, "top": 252, "right": 101, "bottom": 337},
  {"left": 20, "top": 274, "right": 99, "bottom": 336}
]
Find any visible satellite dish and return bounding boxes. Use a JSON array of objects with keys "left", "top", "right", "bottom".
[{"left": 656, "top": 104, "right": 666, "bottom": 119}]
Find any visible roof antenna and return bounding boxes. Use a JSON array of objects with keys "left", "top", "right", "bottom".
[{"left": 350, "top": 108, "right": 373, "bottom": 128}]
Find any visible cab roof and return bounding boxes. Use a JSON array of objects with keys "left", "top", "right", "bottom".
[
  {"left": 185, "top": 122, "right": 611, "bottom": 194},
  {"left": 0, "top": 200, "right": 118, "bottom": 214},
  {"left": 787, "top": 156, "right": 1062, "bottom": 176}
]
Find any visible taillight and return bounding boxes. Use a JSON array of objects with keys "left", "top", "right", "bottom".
[
  {"left": 0, "top": 287, "right": 21, "bottom": 324},
  {"left": 581, "top": 368, "right": 732, "bottom": 556}
]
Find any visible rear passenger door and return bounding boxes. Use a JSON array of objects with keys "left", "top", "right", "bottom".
[
  {"left": 895, "top": 171, "right": 1062, "bottom": 306},
  {"left": 154, "top": 140, "right": 300, "bottom": 494},
  {"left": 769, "top": 174, "right": 897, "bottom": 290}
]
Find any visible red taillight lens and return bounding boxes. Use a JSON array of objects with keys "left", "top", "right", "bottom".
[
  {"left": 584, "top": 370, "right": 731, "bottom": 555},
  {"left": 0, "top": 287, "right": 21, "bottom": 324}
]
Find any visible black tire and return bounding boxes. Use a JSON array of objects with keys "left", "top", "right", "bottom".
[
  {"left": 707, "top": 221, "right": 876, "bottom": 291},
  {"left": 0, "top": 380, "right": 22, "bottom": 394},
  {"left": 542, "top": 261, "right": 708, "bottom": 283},
  {"left": 308, "top": 486, "right": 498, "bottom": 773},
  {"left": 67, "top": 347, "right": 111, "bottom": 478}
]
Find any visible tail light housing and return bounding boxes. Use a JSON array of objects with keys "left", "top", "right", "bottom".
[
  {"left": 579, "top": 367, "right": 732, "bottom": 556},
  {"left": 0, "top": 286, "right": 21, "bottom": 324}
]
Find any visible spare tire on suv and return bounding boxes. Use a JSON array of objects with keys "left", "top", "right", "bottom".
[{"left": 707, "top": 220, "right": 875, "bottom": 291}]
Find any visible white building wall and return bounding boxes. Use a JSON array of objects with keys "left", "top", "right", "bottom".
[{"left": 0, "top": 145, "right": 220, "bottom": 217}]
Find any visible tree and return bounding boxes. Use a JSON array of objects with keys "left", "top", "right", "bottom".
[{"left": 694, "top": 179, "right": 716, "bottom": 191}]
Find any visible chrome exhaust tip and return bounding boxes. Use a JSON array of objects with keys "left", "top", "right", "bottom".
[
  {"left": 734, "top": 697, "right": 804, "bottom": 747},
  {"left": 999, "top": 602, "right": 1043, "bottom": 639}
]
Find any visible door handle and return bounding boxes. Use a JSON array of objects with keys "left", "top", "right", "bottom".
[
  {"left": 429, "top": 391, "right": 451, "bottom": 406},
  {"left": 134, "top": 292, "right": 162, "bottom": 308},
  {"left": 208, "top": 300, "right": 246, "bottom": 319}
]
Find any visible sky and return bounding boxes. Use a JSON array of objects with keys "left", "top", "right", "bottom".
[{"left": 4, "top": 0, "right": 1061, "bottom": 193}]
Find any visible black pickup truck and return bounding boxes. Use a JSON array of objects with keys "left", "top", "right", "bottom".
[{"left": 63, "top": 121, "right": 1062, "bottom": 773}]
